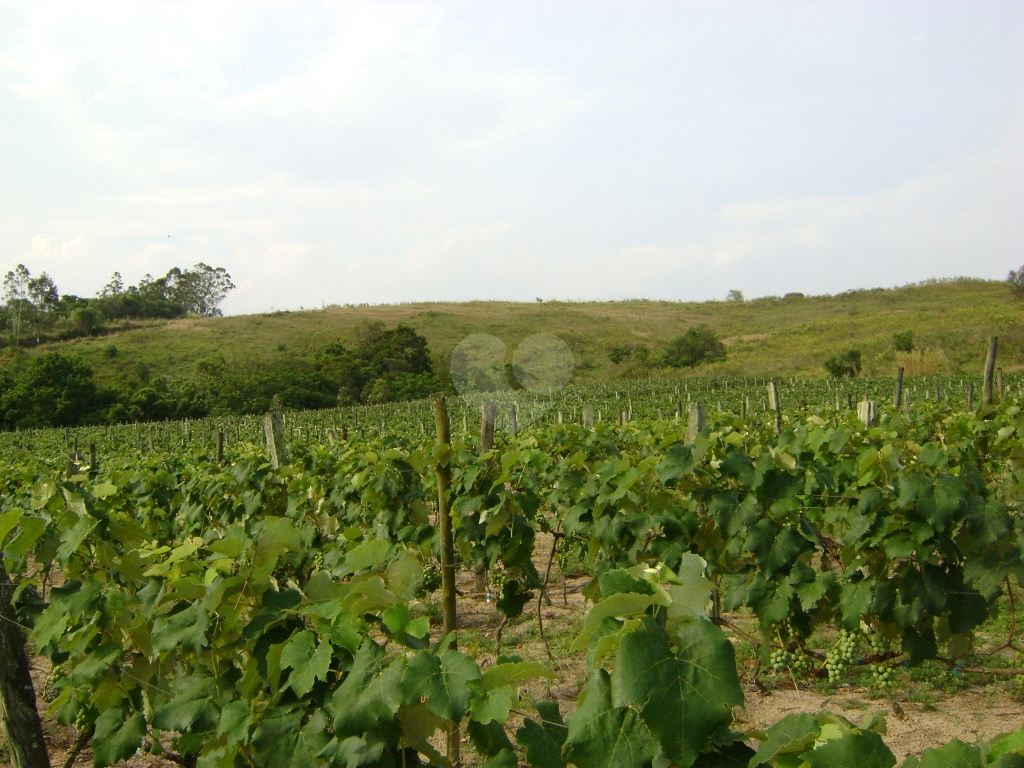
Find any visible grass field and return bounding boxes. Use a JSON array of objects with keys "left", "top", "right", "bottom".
[{"left": 12, "top": 277, "right": 1024, "bottom": 387}]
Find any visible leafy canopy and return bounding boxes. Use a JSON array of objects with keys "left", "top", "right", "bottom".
[{"left": 661, "top": 325, "right": 726, "bottom": 368}]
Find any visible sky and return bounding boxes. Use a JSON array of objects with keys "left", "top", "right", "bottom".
[{"left": 2, "top": 1, "right": 1022, "bottom": 316}]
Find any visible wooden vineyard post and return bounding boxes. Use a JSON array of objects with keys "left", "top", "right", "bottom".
[
  {"left": 216, "top": 431, "right": 225, "bottom": 465},
  {"left": 858, "top": 400, "right": 878, "bottom": 427},
  {"left": 480, "top": 403, "right": 496, "bottom": 452},
  {"left": 582, "top": 404, "right": 595, "bottom": 429},
  {"left": 429, "top": 393, "right": 460, "bottom": 767},
  {"left": 264, "top": 413, "right": 288, "bottom": 469},
  {"left": 768, "top": 380, "right": 782, "bottom": 433},
  {"left": 999, "top": 367, "right": 1005, "bottom": 399},
  {"left": 894, "top": 367, "right": 904, "bottom": 410},
  {"left": 967, "top": 384, "right": 974, "bottom": 411},
  {"left": 0, "top": 561, "right": 52, "bottom": 768},
  {"left": 88, "top": 443, "right": 97, "bottom": 472},
  {"left": 509, "top": 403, "right": 518, "bottom": 436},
  {"left": 685, "top": 403, "right": 706, "bottom": 445},
  {"left": 984, "top": 336, "right": 998, "bottom": 406}
]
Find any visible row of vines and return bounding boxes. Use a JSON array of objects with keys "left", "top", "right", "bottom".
[{"left": 4, "top": 381, "right": 1024, "bottom": 766}]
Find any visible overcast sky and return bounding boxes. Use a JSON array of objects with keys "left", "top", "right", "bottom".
[{"left": 2, "top": 1, "right": 1022, "bottom": 315}]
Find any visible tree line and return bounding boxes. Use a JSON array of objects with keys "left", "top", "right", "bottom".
[
  {"left": 0, "top": 322, "right": 450, "bottom": 429},
  {"left": 1, "top": 263, "right": 235, "bottom": 346}
]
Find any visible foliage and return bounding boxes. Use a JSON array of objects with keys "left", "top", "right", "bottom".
[
  {"left": 893, "top": 331, "right": 915, "bottom": 353},
  {"left": 163, "top": 263, "right": 236, "bottom": 317},
  {"left": 1007, "top": 265, "right": 1024, "bottom": 299},
  {"left": 661, "top": 326, "right": 726, "bottom": 368},
  {"left": 0, "top": 352, "right": 101, "bottom": 428},
  {"left": 6, "top": 413, "right": 1024, "bottom": 768},
  {"left": 824, "top": 348, "right": 862, "bottom": 377},
  {"left": 3, "top": 263, "right": 31, "bottom": 345},
  {"left": 608, "top": 345, "right": 632, "bottom": 364},
  {"left": 0, "top": 263, "right": 236, "bottom": 349}
]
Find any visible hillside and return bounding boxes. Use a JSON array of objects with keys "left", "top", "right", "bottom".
[{"left": 22, "top": 278, "right": 1024, "bottom": 387}]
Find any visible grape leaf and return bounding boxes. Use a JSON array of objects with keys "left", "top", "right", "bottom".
[
  {"left": 804, "top": 729, "right": 896, "bottom": 767},
  {"left": 516, "top": 701, "right": 567, "bottom": 768},
  {"left": 612, "top": 617, "right": 742, "bottom": 767},
  {"left": 92, "top": 708, "right": 146, "bottom": 767},
  {"left": 404, "top": 648, "right": 480, "bottom": 722},
  {"left": 564, "top": 669, "right": 657, "bottom": 768}
]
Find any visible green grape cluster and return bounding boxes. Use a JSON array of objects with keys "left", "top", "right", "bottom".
[
  {"left": 46, "top": 665, "right": 63, "bottom": 687},
  {"left": 312, "top": 551, "right": 325, "bottom": 571},
  {"left": 769, "top": 647, "right": 813, "bottom": 675},
  {"left": 491, "top": 568, "right": 507, "bottom": 592},
  {"left": 825, "top": 629, "right": 859, "bottom": 683},
  {"left": 871, "top": 663, "right": 896, "bottom": 690},
  {"left": 74, "top": 707, "right": 90, "bottom": 731},
  {"left": 869, "top": 631, "right": 889, "bottom": 657},
  {"left": 789, "top": 650, "right": 813, "bottom": 674},
  {"left": 421, "top": 563, "right": 442, "bottom": 594},
  {"left": 556, "top": 546, "right": 572, "bottom": 573},
  {"left": 769, "top": 648, "right": 792, "bottom": 672}
]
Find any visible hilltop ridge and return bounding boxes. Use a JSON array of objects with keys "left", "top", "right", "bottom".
[{"left": 17, "top": 278, "right": 1024, "bottom": 387}]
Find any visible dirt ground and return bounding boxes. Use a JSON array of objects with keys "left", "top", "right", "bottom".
[{"left": 7, "top": 534, "right": 1024, "bottom": 767}]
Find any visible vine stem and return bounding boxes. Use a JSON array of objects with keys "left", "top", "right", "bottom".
[
  {"left": 61, "top": 726, "right": 92, "bottom": 768},
  {"left": 536, "top": 531, "right": 563, "bottom": 665}
]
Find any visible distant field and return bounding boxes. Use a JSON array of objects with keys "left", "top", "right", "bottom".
[{"left": 22, "top": 277, "right": 1024, "bottom": 386}]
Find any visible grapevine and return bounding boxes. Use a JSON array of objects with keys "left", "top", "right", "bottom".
[{"left": 0, "top": 377, "right": 1022, "bottom": 766}]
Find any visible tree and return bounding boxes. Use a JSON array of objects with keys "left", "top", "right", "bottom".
[
  {"left": 71, "top": 306, "right": 103, "bottom": 336},
  {"left": 99, "top": 271, "right": 124, "bottom": 297},
  {"left": 661, "top": 326, "right": 726, "bottom": 368},
  {"left": 94, "top": 265, "right": 234, "bottom": 320},
  {"left": 164, "top": 263, "right": 236, "bottom": 316},
  {"left": 27, "top": 272, "right": 58, "bottom": 342},
  {"left": 824, "top": 348, "right": 862, "bottom": 378},
  {"left": 1008, "top": 266, "right": 1024, "bottom": 299},
  {"left": 0, "top": 352, "right": 99, "bottom": 428},
  {"left": 3, "top": 264, "right": 31, "bottom": 345},
  {"left": 726, "top": 289, "right": 744, "bottom": 302}
]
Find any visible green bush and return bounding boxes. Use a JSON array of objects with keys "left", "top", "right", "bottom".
[
  {"left": 824, "top": 348, "right": 862, "bottom": 378},
  {"left": 662, "top": 326, "right": 726, "bottom": 368},
  {"left": 892, "top": 331, "right": 915, "bottom": 352},
  {"left": 608, "top": 345, "right": 633, "bottom": 364}
]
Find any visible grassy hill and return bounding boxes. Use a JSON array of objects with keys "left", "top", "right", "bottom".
[{"left": 20, "top": 278, "right": 1024, "bottom": 387}]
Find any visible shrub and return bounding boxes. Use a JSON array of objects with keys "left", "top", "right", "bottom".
[
  {"left": 609, "top": 345, "right": 633, "bottom": 364},
  {"left": 892, "top": 331, "right": 915, "bottom": 353},
  {"left": 71, "top": 306, "right": 102, "bottom": 335},
  {"left": 662, "top": 326, "right": 726, "bottom": 368},
  {"left": 824, "top": 348, "right": 862, "bottom": 378}
]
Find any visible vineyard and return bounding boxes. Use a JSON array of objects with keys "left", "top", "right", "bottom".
[{"left": 4, "top": 371, "right": 1024, "bottom": 767}]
